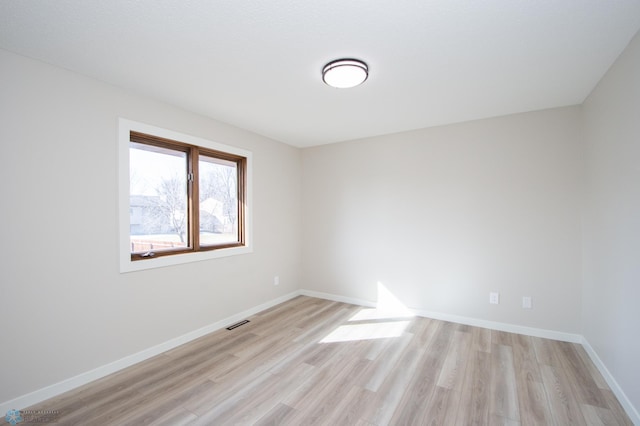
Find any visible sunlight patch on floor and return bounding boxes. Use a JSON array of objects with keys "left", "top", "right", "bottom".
[
  {"left": 320, "top": 320, "right": 411, "bottom": 343},
  {"left": 319, "top": 282, "right": 414, "bottom": 343}
]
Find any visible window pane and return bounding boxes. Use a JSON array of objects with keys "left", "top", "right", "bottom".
[
  {"left": 199, "top": 155, "right": 239, "bottom": 245},
  {"left": 129, "top": 142, "right": 188, "bottom": 253}
]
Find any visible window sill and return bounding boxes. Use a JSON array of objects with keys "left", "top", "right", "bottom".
[{"left": 120, "top": 244, "right": 253, "bottom": 273}]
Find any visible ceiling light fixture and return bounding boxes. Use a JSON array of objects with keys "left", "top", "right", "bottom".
[{"left": 322, "top": 58, "right": 368, "bottom": 89}]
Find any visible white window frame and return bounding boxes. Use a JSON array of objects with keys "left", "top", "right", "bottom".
[{"left": 118, "top": 118, "right": 253, "bottom": 273}]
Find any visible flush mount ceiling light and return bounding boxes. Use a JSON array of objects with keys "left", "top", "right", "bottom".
[{"left": 322, "top": 58, "right": 368, "bottom": 88}]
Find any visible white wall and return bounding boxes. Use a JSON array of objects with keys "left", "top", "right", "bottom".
[
  {"left": 0, "top": 49, "right": 302, "bottom": 405},
  {"left": 302, "top": 107, "right": 584, "bottom": 333},
  {"left": 582, "top": 30, "right": 640, "bottom": 413}
]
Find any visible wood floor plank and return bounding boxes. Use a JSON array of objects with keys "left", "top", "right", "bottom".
[
  {"left": 492, "top": 329, "right": 515, "bottom": 347},
  {"left": 282, "top": 341, "right": 369, "bottom": 410},
  {"left": 210, "top": 337, "right": 301, "bottom": 384},
  {"left": 51, "top": 387, "right": 141, "bottom": 426},
  {"left": 532, "top": 336, "right": 560, "bottom": 367},
  {"left": 22, "top": 296, "right": 633, "bottom": 426},
  {"left": 512, "top": 334, "right": 543, "bottom": 383},
  {"left": 193, "top": 362, "right": 316, "bottom": 425},
  {"left": 490, "top": 343, "right": 521, "bottom": 422},
  {"left": 416, "top": 321, "right": 456, "bottom": 384},
  {"left": 436, "top": 329, "right": 472, "bottom": 390},
  {"left": 573, "top": 343, "right": 609, "bottom": 390},
  {"left": 581, "top": 403, "right": 620, "bottom": 426},
  {"left": 393, "top": 328, "right": 470, "bottom": 424},
  {"left": 322, "top": 385, "right": 378, "bottom": 426},
  {"left": 248, "top": 298, "right": 324, "bottom": 337},
  {"left": 30, "top": 353, "right": 171, "bottom": 413},
  {"left": 540, "top": 364, "right": 587, "bottom": 425},
  {"left": 472, "top": 325, "right": 492, "bottom": 353},
  {"left": 553, "top": 341, "right": 609, "bottom": 408},
  {"left": 120, "top": 379, "right": 216, "bottom": 426},
  {"left": 251, "top": 295, "right": 318, "bottom": 323},
  {"left": 292, "top": 305, "right": 361, "bottom": 345},
  {"left": 252, "top": 402, "right": 296, "bottom": 426},
  {"left": 361, "top": 334, "right": 433, "bottom": 425},
  {"left": 362, "top": 331, "right": 413, "bottom": 392},
  {"left": 490, "top": 413, "right": 522, "bottom": 425},
  {"left": 511, "top": 334, "right": 553, "bottom": 426},
  {"left": 419, "top": 386, "right": 461, "bottom": 425},
  {"left": 293, "top": 300, "right": 347, "bottom": 330},
  {"left": 600, "top": 389, "right": 635, "bottom": 426},
  {"left": 97, "top": 351, "right": 238, "bottom": 424},
  {"left": 185, "top": 341, "right": 302, "bottom": 416},
  {"left": 179, "top": 379, "right": 227, "bottom": 416},
  {"left": 387, "top": 374, "right": 439, "bottom": 425},
  {"left": 149, "top": 408, "right": 198, "bottom": 426},
  {"left": 455, "top": 350, "right": 492, "bottom": 426},
  {"left": 517, "top": 379, "right": 553, "bottom": 426},
  {"left": 281, "top": 344, "right": 374, "bottom": 424}
]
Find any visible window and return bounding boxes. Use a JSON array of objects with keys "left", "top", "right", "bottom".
[{"left": 119, "top": 120, "right": 252, "bottom": 272}]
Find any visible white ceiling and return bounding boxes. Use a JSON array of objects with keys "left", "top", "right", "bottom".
[{"left": 2, "top": 1, "right": 640, "bottom": 148}]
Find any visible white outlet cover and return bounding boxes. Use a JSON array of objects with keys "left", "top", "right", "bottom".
[
  {"left": 523, "top": 296, "right": 532, "bottom": 309},
  {"left": 489, "top": 292, "right": 500, "bottom": 304}
]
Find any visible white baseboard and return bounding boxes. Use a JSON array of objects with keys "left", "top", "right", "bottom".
[
  {"left": 300, "top": 289, "right": 377, "bottom": 309},
  {"left": 581, "top": 338, "right": 640, "bottom": 425},
  {"left": 410, "top": 308, "right": 582, "bottom": 343},
  {"left": 0, "top": 291, "right": 301, "bottom": 414},
  {"left": 300, "top": 289, "right": 582, "bottom": 343}
]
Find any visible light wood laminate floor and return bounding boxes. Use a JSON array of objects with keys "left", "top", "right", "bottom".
[{"left": 27, "top": 296, "right": 632, "bottom": 425}]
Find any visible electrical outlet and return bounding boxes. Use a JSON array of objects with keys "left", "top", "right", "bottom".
[
  {"left": 274, "top": 276, "right": 279, "bottom": 286},
  {"left": 489, "top": 292, "right": 500, "bottom": 304},
  {"left": 523, "top": 296, "right": 532, "bottom": 309}
]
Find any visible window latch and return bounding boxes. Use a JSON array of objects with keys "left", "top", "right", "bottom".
[{"left": 141, "top": 251, "right": 155, "bottom": 258}]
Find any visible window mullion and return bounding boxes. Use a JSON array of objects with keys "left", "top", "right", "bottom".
[
  {"left": 237, "top": 158, "right": 246, "bottom": 245},
  {"left": 189, "top": 147, "right": 200, "bottom": 251}
]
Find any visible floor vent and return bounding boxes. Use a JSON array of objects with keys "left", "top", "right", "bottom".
[{"left": 226, "top": 320, "right": 250, "bottom": 330}]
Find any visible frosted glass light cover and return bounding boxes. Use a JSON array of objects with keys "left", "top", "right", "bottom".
[{"left": 323, "top": 59, "right": 368, "bottom": 88}]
